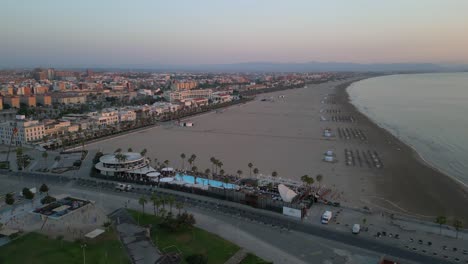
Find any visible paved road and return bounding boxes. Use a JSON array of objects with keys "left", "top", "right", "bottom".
[{"left": 0, "top": 173, "right": 462, "bottom": 264}]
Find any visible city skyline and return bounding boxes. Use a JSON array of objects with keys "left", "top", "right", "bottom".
[{"left": 2, "top": 0, "right": 468, "bottom": 68}]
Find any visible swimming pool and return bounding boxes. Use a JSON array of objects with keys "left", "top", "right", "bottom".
[{"left": 175, "top": 174, "right": 237, "bottom": 189}]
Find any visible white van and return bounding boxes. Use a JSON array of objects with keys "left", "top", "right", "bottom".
[{"left": 321, "top": 210, "right": 332, "bottom": 224}]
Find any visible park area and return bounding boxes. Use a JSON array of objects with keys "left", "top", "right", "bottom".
[
  {"left": 0, "top": 230, "right": 130, "bottom": 264},
  {"left": 127, "top": 209, "right": 268, "bottom": 264}
]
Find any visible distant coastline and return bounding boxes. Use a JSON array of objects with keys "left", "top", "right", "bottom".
[{"left": 347, "top": 74, "right": 468, "bottom": 190}]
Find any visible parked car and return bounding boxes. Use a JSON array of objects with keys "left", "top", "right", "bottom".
[
  {"left": 115, "top": 183, "right": 132, "bottom": 192},
  {"left": 321, "top": 210, "right": 332, "bottom": 224},
  {"left": 352, "top": 224, "right": 361, "bottom": 234}
]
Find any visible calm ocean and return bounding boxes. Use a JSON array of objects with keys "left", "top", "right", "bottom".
[{"left": 348, "top": 73, "right": 468, "bottom": 187}]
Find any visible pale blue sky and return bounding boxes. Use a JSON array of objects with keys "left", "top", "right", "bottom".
[{"left": 1, "top": 0, "right": 468, "bottom": 67}]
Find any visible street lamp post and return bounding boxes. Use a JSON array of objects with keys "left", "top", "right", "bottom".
[{"left": 81, "top": 243, "right": 87, "bottom": 264}]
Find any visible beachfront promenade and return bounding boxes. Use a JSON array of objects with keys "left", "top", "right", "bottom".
[{"left": 1, "top": 171, "right": 467, "bottom": 264}]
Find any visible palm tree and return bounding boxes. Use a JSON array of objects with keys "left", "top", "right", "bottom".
[
  {"left": 127, "top": 147, "right": 133, "bottom": 152},
  {"left": 175, "top": 202, "right": 184, "bottom": 215},
  {"left": 210, "top": 157, "right": 216, "bottom": 173},
  {"left": 219, "top": 169, "right": 225, "bottom": 176},
  {"left": 204, "top": 168, "right": 211, "bottom": 177},
  {"left": 151, "top": 193, "right": 158, "bottom": 216},
  {"left": 253, "top": 168, "right": 259, "bottom": 178},
  {"left": 316, "top": 174, "right": 323, "bottom": 187},
  {"left": 163, "top": 160, "right": 169, "bottom": 167},
  {"left": 218, "top": 161, "right": 224, "bottom": 173},
  {"left": 435, "top": 216, "right": 447, "bottom": 235},
  {"left": 42, "top": 151, "right": 48, "bottom": 168},
  {"left": 39, "top": 183, "right": 49, "bottom": 195},
  {"left": 140, "top": 148, "right": 147, "bottom": 157},
  {"left": 248, "top": 162, "right": 253, "bottom": 177},
  {"left": 138, "top": 196, "right": 147, "bottom": 214},
  {"left": 237, "top": 170, "right": 243, "bottom": 179},
  {"left": 453, "top": 219, "right": 463, "bottom": 239},
  {"left": 192, "top": 166, "right": 198, "bottom": 173},
  {"left": 272, "top": 171, "right": 278, "bottom": 178},
  {"left": 168, "top": 196, "right": 175, "bottom": 213},
  {"left": 190, "top": 154, "right": 197, "bottom": 167},
  {"left": 301, "top": 175, "right": 314, "bottom": 187},
  {"left": 115, "top": 148, "right": 122, "bottom": 153},
  {"left": 180, "top": 153, "right": 186, "bottom": 170}
]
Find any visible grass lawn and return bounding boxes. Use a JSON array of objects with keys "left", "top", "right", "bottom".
[
  {"left": 128, "top": 209, "right": 240, "bottom": 264},
  {"left": 240, "top": 253, "right": 272, "bottom": 264},
  {"left": 0, "top": 230, "right": 130, "bottom": 264}
]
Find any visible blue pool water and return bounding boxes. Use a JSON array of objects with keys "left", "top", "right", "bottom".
[{"left": 175, "top": 174, "right": 237, "bottom": 189}]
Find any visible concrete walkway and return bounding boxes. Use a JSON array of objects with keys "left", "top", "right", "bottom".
[
  {"left": 224, "top": 248, "right": 248, "bottom": 264},
  {"left": 109, "top": 209, "right": 161, "bottom": 264}
]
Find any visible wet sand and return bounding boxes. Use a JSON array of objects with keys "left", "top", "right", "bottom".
[{"left": 87, "top": 78, "right": 468, "bottom": 220}]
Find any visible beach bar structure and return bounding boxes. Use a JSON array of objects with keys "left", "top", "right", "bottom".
[{"left": 94, "top": 152, "right": 157, "bottom": 178}]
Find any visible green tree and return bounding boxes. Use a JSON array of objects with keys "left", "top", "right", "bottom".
[
  {"left": 42, "top": 151, "right": 49, "bottom": 168},
  {"left": 316, "top": 174, "right": 323, "bottom": 187},
  {"left": 237, "top": 169, "right": 243, "bottom": 179},
  {"left": 176, "top": 202, "right": 184, "bottom": 215},
  {"left": 168, "top": 196, "right": 175, "bottom": 214},
  {"left": 180, "top": 153, "right": 186, "bottom": 170},
  {"left": 253, "top": 168, "right": 259, "bottom": 178},
  {"left": 186, "top": 254, "right": 207, "bottom": 264},
  {"left": 22, "top": 188, "right": 34, "bottom": 200},
  {"left": 39, "top": 183, "right": 49, "bottom": 195},
  {"left": 115, "top": 148, "right": 122, "bottom": 153},
  {"left": 5, "top": 193, "right": 15, "bottom": 205},
  {"left": 140, "top": 148, "right": 147, "bottom": 157},
  {"left": 127, "top": 148, "right": 133, "bottom": 152},
  {"left": 204, "top": 168, "right": 211, "bottom": 176},
  {"left": 138, "top": 196, "right": 147, "bottom": 214},
  {"left": 151, "top": 193, "right": 159, "bottom": 216},
  {"left": 272, "top": 171, "right": 278, "bottom": 178},
  {"left": 210, "top": 157, "right": 216, "bottom": 173},
  {"left": 453, "top": 219, "right": 463, "bottom": 239},
  {"left": 435, "top": 216, "right": 447, "bottom": 235},
  {"left": 248, "top": 162, "right": 253, "bottom": 177},
  {"left": 301, "top": 175, "right": 314, "bottom": 187}
]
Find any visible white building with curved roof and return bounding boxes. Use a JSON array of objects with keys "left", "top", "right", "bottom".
[{"left": 95, "top": 152, "right": 157, "bottom": 178}]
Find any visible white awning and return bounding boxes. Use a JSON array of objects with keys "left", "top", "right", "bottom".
[
  {"left": 147, "top": 172, "right": 161, "bottom": 178},
  {"left": 278, "top": 184, "right": 297, "bottom": 203}
]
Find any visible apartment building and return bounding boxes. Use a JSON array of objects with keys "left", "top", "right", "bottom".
[
  {"left": 20, "top": 96, "right": 37, "bottom": 107},
  {"left": 169, "top": 89, "right": 213, "bottom": 102},
  {"left": 51, "top": 94, "right": 87, "bottom": 104},
  {"left": 3, "top": 96, "right": 20, "bottom": 108},
  {"left": 0, "top": 118, "right": 45, "bottom": 145}
]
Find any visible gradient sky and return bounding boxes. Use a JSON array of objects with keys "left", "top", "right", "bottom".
[{"left": 2, "top": 0, "right": 468, "bottom": 67}]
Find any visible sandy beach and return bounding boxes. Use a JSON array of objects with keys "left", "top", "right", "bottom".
[{"left": 86, "top": 78, "right": 468, "bottom": 220}]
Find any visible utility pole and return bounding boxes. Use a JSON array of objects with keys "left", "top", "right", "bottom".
[
  {"left": 81, "top": 243, "right": 87, "bottom": 264},
  {"left": 5, "top": 123, "right": 18, "bottom": 167}
]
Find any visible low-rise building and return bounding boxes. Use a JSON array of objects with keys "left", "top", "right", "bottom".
[
  {"left": 0, "top": 118, "right": 45, "bottom": 145},
  {"left": 89, "top": 109, "right": 119, "bottom": 127},
  {"left": 119, "top": 110, "right": 137, "bottom": 122}
]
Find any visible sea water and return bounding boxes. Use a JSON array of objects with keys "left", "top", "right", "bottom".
[{"left": 349, "top": 73, "right": 468, "bottom": 187}]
